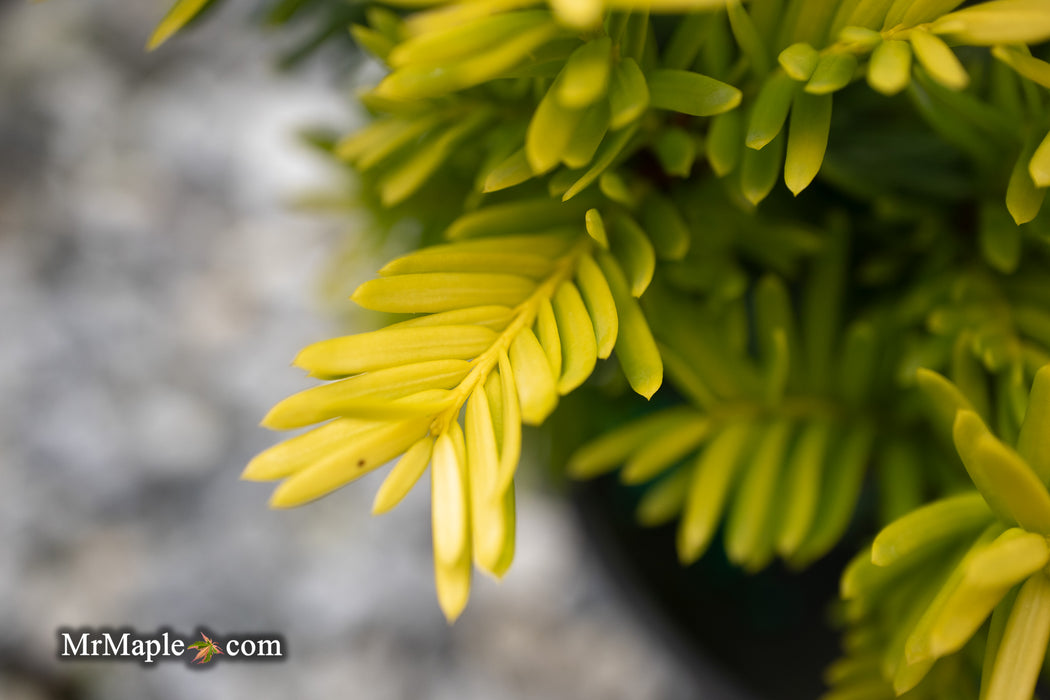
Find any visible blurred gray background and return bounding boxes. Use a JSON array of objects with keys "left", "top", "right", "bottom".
[{"left": 0, "top": 1, "right": 726, "bottom": 698}]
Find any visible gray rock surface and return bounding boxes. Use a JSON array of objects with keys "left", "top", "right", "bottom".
[{"left": 0, "top": 1, "right": 727, "bottom": 698}]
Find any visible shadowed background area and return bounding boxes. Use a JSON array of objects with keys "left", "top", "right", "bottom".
[{"left": 0, "top": 1, "right": 755, "bottom": 698}]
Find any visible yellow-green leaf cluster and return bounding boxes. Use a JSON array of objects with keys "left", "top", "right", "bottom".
[
  {"left": 246, "top": 202, "right": 667, "bottom": 619},
  {"left": 832, "top": 364, "right": 1050, "bottom": 699}
]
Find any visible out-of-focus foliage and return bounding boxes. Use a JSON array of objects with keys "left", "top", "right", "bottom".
[{"left": 150, "top": 0, "right": 364, "bottom": 66}]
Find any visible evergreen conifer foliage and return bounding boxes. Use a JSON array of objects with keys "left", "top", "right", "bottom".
[{"left": 153, "top": 0, "right": 1050, "bottom": 694}]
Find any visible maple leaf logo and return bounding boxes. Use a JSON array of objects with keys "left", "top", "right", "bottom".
[{"left": 186, "top": 632, "right": 224, "bottom": 665}]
